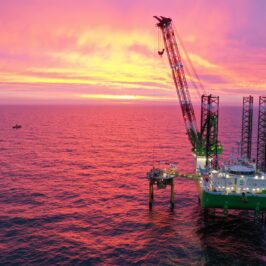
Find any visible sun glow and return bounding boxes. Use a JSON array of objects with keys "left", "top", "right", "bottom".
[
  {"left": 0, "top": 1, "right": 265, "bottom": 104},
  {"left": 80, "top": 94, "right": 173, "bottom": 101}
]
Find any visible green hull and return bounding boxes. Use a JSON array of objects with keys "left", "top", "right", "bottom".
[{"left": 200, "top": 190, "right": 266, "bottom": 212}]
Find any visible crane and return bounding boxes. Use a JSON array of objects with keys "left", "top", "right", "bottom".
[{"left": 154, "top": 16, "right": 222, "bottom": 169}]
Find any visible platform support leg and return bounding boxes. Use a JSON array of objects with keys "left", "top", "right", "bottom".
[
  {"left": 203, "top": 208, "right": 209, "bottom": 222},
  {"left": 198, "top": 196, "right": 201, "bottom": 204},
  {"left": 255, "top": 203, "right": 260, "bottom": 219},
  {"left": 223, "top": 201, "right": 228, "bottom": 216},
  {"left": 149, "top": 181, "right": 154, "bottom": 209},
  {"left": 170, "top": 178, "right": 174, "bottom": 210}
]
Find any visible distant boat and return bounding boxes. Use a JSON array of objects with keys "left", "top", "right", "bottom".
[{"left": 12, "top": 124, "right": 22, "bottom": 129}]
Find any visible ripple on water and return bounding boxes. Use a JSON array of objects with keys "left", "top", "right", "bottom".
[{"left": 0, "top": 106, "right": 266, "bottom": 265}]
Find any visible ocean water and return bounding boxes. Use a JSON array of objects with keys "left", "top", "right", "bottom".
[{"left": 0, "top": 105, "right": 265, "bottom": 265}]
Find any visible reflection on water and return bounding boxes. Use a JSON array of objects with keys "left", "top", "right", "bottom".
[
  {"left": 196, "top": 209, "right": 266, "bottom": 264},
  {"left": 0, "top": 106, "right": 265, "bottom": 265}
]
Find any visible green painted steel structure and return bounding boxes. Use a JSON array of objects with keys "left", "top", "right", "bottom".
[{"left": 200, "top": 190, "right": 266, "bottom": 214}]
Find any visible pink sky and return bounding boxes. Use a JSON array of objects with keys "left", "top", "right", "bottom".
[{"left": 0, "top": 0, "right": 265, "bottom": 105}]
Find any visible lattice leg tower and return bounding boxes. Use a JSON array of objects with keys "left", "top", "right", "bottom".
[
  {"left": 241, "top": 96, "right": 253, "bottom": 160},
  {"left": 201, "top": 95, "right": 220, "bottom": 169},
  {"left": 257, "top": 97, "right": 266, "bottom": 172}
]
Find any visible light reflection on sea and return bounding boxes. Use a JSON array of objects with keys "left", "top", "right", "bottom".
[{"left": 0, "top": 105, "right": 265, "bottom": 265}]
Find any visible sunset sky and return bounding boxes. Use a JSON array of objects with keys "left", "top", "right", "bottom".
[{"left": 0, "top": 0, "right": 265, "bottom": 105}]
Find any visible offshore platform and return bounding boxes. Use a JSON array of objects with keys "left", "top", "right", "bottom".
[{"left": 148, "top": 16, "right": 266, "bottom": 217}]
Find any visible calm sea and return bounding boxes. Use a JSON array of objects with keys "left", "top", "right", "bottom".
[{"left": 0, "top": 105, "right": 265, "bottom": 265}]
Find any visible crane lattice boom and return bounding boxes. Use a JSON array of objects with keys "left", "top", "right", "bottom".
[{"left": 154, "top": 16, "right": 199, "bottom": 149}]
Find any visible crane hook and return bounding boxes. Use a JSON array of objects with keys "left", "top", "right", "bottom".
[{"left": 158, "top": 48, "right": 165, "bottom": 56}]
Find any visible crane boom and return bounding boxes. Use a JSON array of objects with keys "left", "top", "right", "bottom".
[{"left": 154, "top": 16, "right": 199, "bottom": 150}]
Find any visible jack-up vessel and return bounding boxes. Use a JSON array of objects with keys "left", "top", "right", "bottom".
[{"left": 153, "top": 16, "right": 266, "bottom": 214}]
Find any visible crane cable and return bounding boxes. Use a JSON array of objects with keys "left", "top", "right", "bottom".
[
  {"left": 157, "top": 22, "right": 204, "bottom": 99},
  {"left": 152, "top": 27, "right": 168, "bottom": 167},
  {"left": 151, "top": 27, "right": 158, "bottom": 167},
  {"left": 156, "top": 26, "right": 202, "bottom": 100},
  {"left": 173, "top": 24, "right": 207, "bottom": 98}
]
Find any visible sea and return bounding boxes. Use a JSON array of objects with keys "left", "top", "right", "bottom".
[{"left": 0, "top": 105, "right": 265, "bottom": 265}]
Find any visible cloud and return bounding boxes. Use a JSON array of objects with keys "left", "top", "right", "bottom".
[{"left": 0, "top": 0, "right": 265, "bottom": 104}]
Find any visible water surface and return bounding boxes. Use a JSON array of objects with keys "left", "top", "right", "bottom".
[{"left": 0, "top": 106, "right": 265, "bottom": 265}]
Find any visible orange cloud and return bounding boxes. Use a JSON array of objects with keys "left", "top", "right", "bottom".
[
  {"left": 80, "top": 94, "right": 173, "bottom": 101},
  {"left": 0, "top": 1, "right": 265, "bottom": 104}
]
